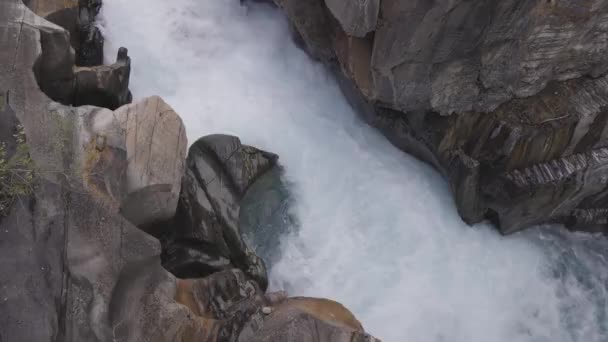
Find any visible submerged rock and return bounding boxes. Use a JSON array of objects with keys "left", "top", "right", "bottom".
[
  {"left": 163, "top": 134, "right": 277, "bottom": 291},
  {"left": 271, "top": 0, "right": 608, "bottom": 234}
]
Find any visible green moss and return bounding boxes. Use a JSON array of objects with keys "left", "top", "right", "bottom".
[{"left": 0, "top": 125, "right": 36, "bottom": 216}]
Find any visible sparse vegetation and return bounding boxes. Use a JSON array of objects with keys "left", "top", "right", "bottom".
[{"left": 0, "top": 125, "right": 36, "bottom": 216}]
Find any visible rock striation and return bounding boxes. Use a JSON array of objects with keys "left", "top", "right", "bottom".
[
  {"left": 271, "top": 0, "right": 608, "bottom": 234},
  {"left": 63, "top": 95, "right": 187, "bottom": 228}
]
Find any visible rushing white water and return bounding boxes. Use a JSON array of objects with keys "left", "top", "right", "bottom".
[{"left": 100, "top": 1, "right": 608, "bottom": 341}]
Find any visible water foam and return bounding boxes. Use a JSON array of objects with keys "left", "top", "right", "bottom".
[{"left": 101, "top": 1, "right": 608, "bottom": 340}]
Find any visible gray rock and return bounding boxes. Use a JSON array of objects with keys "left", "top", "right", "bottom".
[
  {"left": 272, "top": 0, "right": 608, "bottom": 234},
  {"left": 272, "top": 0, "right": 336, "bottom": 62},
  {"left": 0, "top": 3, "right": 169, "bottom": 341},
  {"left": 324, "top": 0, "right": 379, "bottom": 37},
  {"left": 163, "top": 135, "right": 277, "bottom": 291},
  {"left": 240, "top": 165, "right": 296, "bottom": 264},
  {"left": 72, "top": 47, "right": 132, "bottom": 109},
  {"left": 75, "top": 0, "right": 103, "bottom": 66},
  {"left": 367, "top": 0, "right": 608, "bottom": 115},
  {"left": 66, "top": 95, "right": 187, "bottom": 229}
]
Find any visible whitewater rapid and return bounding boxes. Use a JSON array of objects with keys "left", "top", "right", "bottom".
[{"left": 100, "top": 1, "right": 608, "bottom": 341}]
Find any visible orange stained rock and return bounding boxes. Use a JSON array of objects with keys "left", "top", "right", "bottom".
[
  {"left": 175, "top": 279, "right": 202, "bottom": 316},
  {"left": 276, "top": 297, "right": 364, "bottom": 331}
]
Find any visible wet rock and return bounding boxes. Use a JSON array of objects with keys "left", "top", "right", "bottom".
[
  {"left": 365, "top": 0, "right": 608, "bottom": 115},
  {"left": 272, "top": 0, "right": 336, "bottom": 62},
  {"left": 163, "top": 135, "right": 277, "bottom": 290},
  {"left": 34, "top": 31, "right": 132, "bottom": 109},
  {"left": 272, "top": 0, "right": 608, "bottom": 234},
  {"left": 76, "top": 0, "right": 103, "bottom": 66},
  {"left": 73, "top": 47, "right": 132, "bottom": 109},
  {"left": 239, "top": 165, "right": 296, "bottom": 264}
]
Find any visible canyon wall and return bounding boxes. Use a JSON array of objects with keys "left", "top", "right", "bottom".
[{"left": 271, "top": 0, "right": 608, "bottom": 234}]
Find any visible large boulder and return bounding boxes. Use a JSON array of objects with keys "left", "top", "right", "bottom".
[
  {"left": 75, "top": 0, "right": 103, "bottom": 66},
  {"left": 271, "top": 0, "right": 608, "bottom": 234},
  {"left": 239, "top": 165, "right": 296, "bottom": 264},
  {"left": 163, "top": 135, "right": 277, "bottom": 290},
  {"left": 71, "top": 95, "right": 187, "bottom": 228}
]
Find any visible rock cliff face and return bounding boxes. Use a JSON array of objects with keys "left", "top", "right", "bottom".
[
  {"left": 270, "top": 0, "right": 608, "bottom": 234},
  {"left": 0, "top": 0, "right": 378, "bottom": 340}
]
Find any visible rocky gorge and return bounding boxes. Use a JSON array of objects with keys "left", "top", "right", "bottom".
[
  {"left": 271, "top": 0, "right": 608, "bottom": 234},
  {"left": 3, "top": 0, "right": 608, "bottom": 341},
  {"left": 0, "top": 0, "right": 379, "bottom": 340}
]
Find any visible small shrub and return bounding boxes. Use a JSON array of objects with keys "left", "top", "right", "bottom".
[{"left": 0, "top": 125, "right": 36, "bottom": 216}]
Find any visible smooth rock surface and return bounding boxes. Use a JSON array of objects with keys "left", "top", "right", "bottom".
[{"left": 163, "top": 135, "right": 277, "bottom": 290}]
